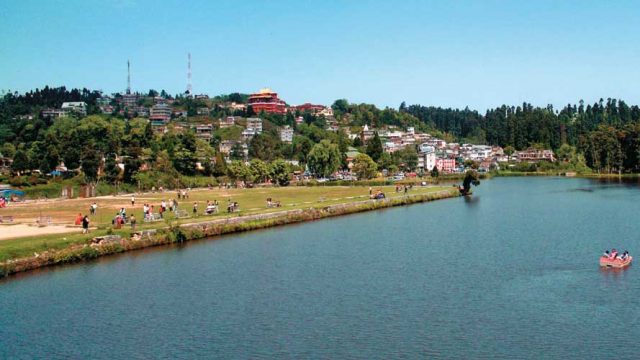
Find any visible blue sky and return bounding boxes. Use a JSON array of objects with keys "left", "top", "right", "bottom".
[{"left": 1, "top": 0, "right": 639, "bottom": 111}]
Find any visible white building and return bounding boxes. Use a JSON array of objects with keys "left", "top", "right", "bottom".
[
  {"left": 418, "top": 151, "right": 437, "bottom": 171},
  {"left": 242, "top": 128, "right": 257, "bottom": 141},
  {"left": 150, "top": 103, "right": 171, "bottom": 123},
  {"left": 41, "top": 108, "right": 67, "bottom": 119},
  {"left": 61, "top": 102, "right": 87, "bottom": 117},
  {"left": 419, "top": 144, "right": 436, "bottom": 154},
  {"left": 246, "top": 117, "right": 263, "bottom": 134},
  {"left": 280, "top": 125, "right": 294, "bottom": 143},
  {"left": 197, "top": 107, "right": 211, "bottom": 116}
]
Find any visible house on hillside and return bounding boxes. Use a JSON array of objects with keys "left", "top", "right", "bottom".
[
  {"left": 360, "top": 125, "right": 376, "bottom": 143},
  {"left": 194, "top": 124, "right": 213, "bottom": 140},
  {"left": 436, "top": 158, "right": 456, "bottom": 173},
  {"left": 516, "top": 148, "right": 556, "bottom": 162},
  {"left": 220, "top": 116, "right": 236, "bottom": 128},
  {"left": 246, "top": 117, "right": 263, "bottom": 134},
  {"left": 280, "top": 125, "right": 294, "bottom": 143},
  {"left": 61, "top": 102, "right": 87, "bottom": 117},
  {"left": 345, "top": 147, "right": 362, "bottom": 170}
]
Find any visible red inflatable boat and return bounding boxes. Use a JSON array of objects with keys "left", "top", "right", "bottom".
[{"left": 600, "top": 256, "right": 632, "bottom": 268}]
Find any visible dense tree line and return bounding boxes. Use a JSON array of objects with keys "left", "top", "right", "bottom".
[{"left": 403, "top": 99, "right": 640, "bottom": 173}]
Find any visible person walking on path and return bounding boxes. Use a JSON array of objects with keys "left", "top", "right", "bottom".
[
  {"left": 131, "top": 195, "right": 135, "bottom": 206},
  {"left": 82, "top": 215, "right": 90, "bottom": 234},
  {"left": 130, "top": 214, "right": 136, "bottom": 231},
  {"left": 193, "top": 202, "right": 198, "bottom": 217}
]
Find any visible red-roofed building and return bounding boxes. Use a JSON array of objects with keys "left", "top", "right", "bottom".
[{"left": 247, "top": 88, "right": 287, "bottom": 115}]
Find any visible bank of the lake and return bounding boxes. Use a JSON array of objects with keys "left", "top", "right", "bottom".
[{"left": 0, "top": 188, "right": 460, "bottom": 278}]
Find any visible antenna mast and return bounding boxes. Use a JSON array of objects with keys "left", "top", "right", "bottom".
[
  {"left": 187, "top": 53, "right": 192, "bottom": 95},
  {"left": 126, "top": 60, "right": 131, "bottom": 95}
]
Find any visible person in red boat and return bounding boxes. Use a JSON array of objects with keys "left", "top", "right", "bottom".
[
  {"left": 603, "top": 250, "right": 610, "bottom": 258},
  {"left": 610, "top": 249, "right": 618, "bottom": 259},
  {"left": 620, "top": 250, "right": 629, "bottom": 260}
]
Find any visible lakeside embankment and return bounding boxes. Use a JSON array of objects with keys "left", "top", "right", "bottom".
[{"left": 0, "top": 188, "right": 460, "bottom": 278}]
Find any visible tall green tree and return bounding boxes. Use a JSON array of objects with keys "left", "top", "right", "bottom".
[
  {"left": 11, "top": 149, "right": 30, "bottom": 174},
  {"left": 249, "top": 133, "right": 281, "bottom": 161},
  {"left": 249, "top": 159, "right": 270, "bottom": 183},
  {"left": 352, "top": 153, "right": 378, "bottom": 180},
  {"left": 366, "top": 132, "right": 383, "bottom": 162},
  {"left": 461, "top": 170, "right": 480, "bottom": 195},
  {"left": 80, "top": 147, "right": 101, "bottom": 183},
  {"left": 226, "top": 161, "right": 252, "bottom": 182},
  {"left": 307, "top": 140, "right": 341, "bottom": 177},
  {"left": 270, "top": 159, "right": 291, "bottom": 186},
  {"left": 213, "top": 152, "right": 227, "bottom": 177},
  {"left": 229, "top": 143, "right": 245, "bottom": 161}
]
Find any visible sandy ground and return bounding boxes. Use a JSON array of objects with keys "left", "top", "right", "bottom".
[{"left": 0, "top": 224, "right": 80, "bottom": 241}]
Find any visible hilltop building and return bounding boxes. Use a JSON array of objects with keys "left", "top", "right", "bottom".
[
  {"left": 150, "top": 103, "right": 171, "bottom": 123},
  {"left": 41, "top": 108, "right": 67, "bottom": 119},
  {"left": 247, "top": 88, "right": 286, "bottom": 114},
  {"left": 121, "top": 93, "right": 138, "bottom": 109}
]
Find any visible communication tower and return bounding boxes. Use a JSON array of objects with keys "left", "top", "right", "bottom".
[
  {"left": 186, "top": 53, "right": 192, "bottom": 95},
  {"left": 126, "top": 60, "right": 131, "bottom": 95}
]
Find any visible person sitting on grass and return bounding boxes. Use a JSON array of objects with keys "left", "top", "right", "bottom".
[{"left": 205, "top": 204, "right": 217, "bottom": 215}]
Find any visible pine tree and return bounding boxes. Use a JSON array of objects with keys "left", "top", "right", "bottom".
[{"left": 366, "top": 132, "right": 383, "bottom": 162}]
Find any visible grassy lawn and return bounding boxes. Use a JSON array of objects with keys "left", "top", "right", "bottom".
[{"left": 0, "top": 185, "right": 453, "bottom": 262}]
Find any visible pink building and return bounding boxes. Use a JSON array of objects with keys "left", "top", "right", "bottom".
[{"left": 436, "top": 158, "right": 456, "bottom": 173}]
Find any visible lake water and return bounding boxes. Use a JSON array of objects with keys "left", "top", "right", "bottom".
[{"left": 1, "top": 177, "right": 639, "bottom": 359}]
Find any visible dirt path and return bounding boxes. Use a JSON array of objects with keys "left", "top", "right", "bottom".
[{"left": 0, "top": 224, "right": 79, "bottom": 241}]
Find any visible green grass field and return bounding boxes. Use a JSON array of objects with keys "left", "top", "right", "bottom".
[{"left": 0, "top": 185, "right": 453, "bottom": 262}]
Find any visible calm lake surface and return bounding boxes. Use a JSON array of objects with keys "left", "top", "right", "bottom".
[{"left": 1, "top": 177, "right": 640, "bottom": 359}]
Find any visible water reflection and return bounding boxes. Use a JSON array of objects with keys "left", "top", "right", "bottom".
[
  {"left": 599, "top": 265, "right": 632, "bottom": 278},
  {"left": 594, "top": 176, "right": 640, "bottom": 186},
  {"left": 463, "top": 195, "right": 480, "bottom": 206}
]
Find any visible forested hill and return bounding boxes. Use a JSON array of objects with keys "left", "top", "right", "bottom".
[
  {"left": 2, "top": 87, "right": 640, "bottom": 173},
  {"left": 402, "top": 100, "right": 640, "bottom": 173}
]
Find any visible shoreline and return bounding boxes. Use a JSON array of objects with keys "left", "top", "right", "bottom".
[{"left": 0, "top": 189, "right": 460, "bottom": 279}]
